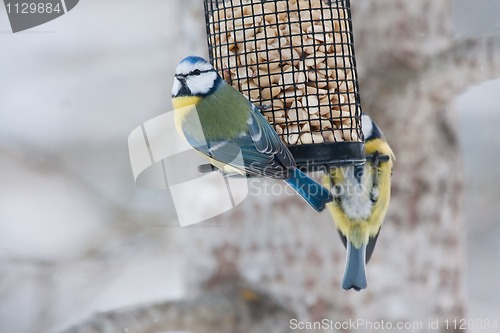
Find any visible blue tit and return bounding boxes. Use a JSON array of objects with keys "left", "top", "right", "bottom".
[
  {"left": 171, "top": 56, "right": 333, "bottom": 212},
  {"left": 323, "top": 114, "right": 395, "bottom": 291}
]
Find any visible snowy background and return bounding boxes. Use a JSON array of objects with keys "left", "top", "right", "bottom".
[{"left": 0, "top": 0, "right": 499, "bottom": 332}]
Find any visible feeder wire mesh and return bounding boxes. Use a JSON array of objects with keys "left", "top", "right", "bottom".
[{"left": 204, "top": 0, "right": 364, "bottom": 169}]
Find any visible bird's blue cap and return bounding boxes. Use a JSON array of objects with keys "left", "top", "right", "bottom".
[{"left": 180, "top": 56, "right": 211, "bottom": 66}]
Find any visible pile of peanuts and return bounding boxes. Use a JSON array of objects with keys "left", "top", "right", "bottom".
[{"left": 209, "top": 0, "right": 361, "bottom": 144}]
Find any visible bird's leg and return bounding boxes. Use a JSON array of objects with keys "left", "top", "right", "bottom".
[
  {"left": 372, "top": 151, "right": 381, "bottom": 167},
  {"left": 369, "top": 151, "right": 381, "bottom": 202},
  {"left": 256, "top": 104, "right": 272, "bottom": 111},
  {"left": 197, "top": 143, "right": 217, "bottom": 174},
  {"left": 198, "top": 163, "right": 216, "bottom": 174}
]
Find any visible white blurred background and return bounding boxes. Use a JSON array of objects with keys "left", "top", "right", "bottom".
[{"left": 0, "top": 1, "right": 499, "bottom": 332}]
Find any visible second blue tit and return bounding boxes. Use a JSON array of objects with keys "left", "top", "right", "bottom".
[
  {"left": 171, "top": 56, "right": 333, "bottom": 212},
  {"left": 323, "top": 114, "right": 395, "bottom": 291}
]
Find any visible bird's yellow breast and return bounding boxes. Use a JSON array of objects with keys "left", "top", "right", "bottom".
[
  {"left": 172, "top": 96, "right": 202, "bottom": 109},
  {"left": 365, "top": 138, "right": 395, "bottom": 162},
  {"left": 323, "top": 141, "right": 393, "bottom": 249},
  {"left": 172, "top": 96, "right": 202, "bottom": 137}
]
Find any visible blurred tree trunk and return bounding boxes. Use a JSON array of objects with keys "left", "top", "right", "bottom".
[{"left": 62, "top": 1, "right": 500, "bottom": 332}]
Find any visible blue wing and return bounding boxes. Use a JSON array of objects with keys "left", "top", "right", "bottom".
[
  {"left": 247, "top": 104, "right": 295, "bottom": 169},
  {"left": 182, "top": 104, "right": 295, "bottom": 179}
]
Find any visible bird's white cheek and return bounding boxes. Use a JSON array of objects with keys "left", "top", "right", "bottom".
[
  {"left": 361, "top": 115, "right": 373, "bottom": 138},
  {"left": 187, "top": 73, "right": 217, "bottom": 95}
]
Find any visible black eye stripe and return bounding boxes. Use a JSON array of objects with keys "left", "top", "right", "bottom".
[{"left": 189, "top": 69, "right": 215, "bottom": 76}]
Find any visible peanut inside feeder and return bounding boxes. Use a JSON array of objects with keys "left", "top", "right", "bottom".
[{"left": 204, "top": 0, "right": 365, "bottom": 168}]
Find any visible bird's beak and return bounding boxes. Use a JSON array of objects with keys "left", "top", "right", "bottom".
[{"left": 175, "top": 74, "right": 187, "bottom": 84}]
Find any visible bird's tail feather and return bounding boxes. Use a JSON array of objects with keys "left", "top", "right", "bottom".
[
  {"left": 342, "top": 241, "right": 367, "bottom": 291},
  {"left": 284, "top": 167, "right": 333, "bottom": 212}
]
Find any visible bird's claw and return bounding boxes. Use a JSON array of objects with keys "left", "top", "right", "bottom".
[{"left": 256, "top": 104, "right": 272, "bottom": 111}]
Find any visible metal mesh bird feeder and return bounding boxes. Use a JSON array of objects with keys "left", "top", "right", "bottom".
[{"left": 203, "top": 0, "right": 364, "bottom": 170}]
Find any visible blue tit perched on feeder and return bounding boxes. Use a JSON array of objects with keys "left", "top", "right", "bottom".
[
  {"left": 171, "top": 56, "right": 333, "bottom": 212},
  {"left": 323, "top": 114, "right": 395, "bottom": 291}
]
